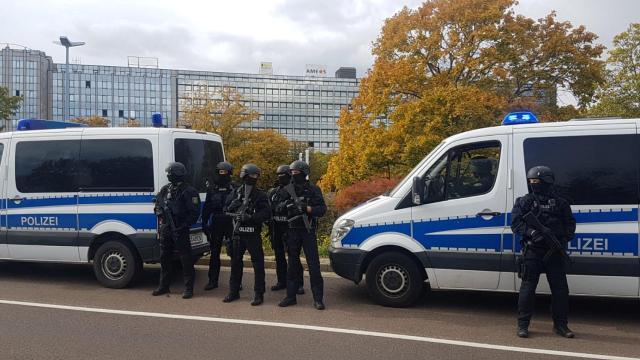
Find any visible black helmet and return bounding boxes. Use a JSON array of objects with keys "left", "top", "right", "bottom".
[
  {"left": 527, "top": 166, "right": 554, "bottom": 184},
  {"left": 276, "top": 164, "right": 290, "bottom": 175},
  {"left": 289, "top": 160, "right": 310, "bottom": 175},
  {"left": 240, "top": 163, "right": 261, "bottom": 178},
  {"left": 216, "top": 161, "right": 234, "bottom": 174},
  {"left": 166, "top": 162, "right": 187, "bottom": 183}
]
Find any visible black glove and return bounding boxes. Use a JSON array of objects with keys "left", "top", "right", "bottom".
[
  {"left": 275, "top": 202, "right": 287, "bottom": 214},
  {"left": 227, "top": 199, "right": 242, "bottom": 213},
  {"left": 529, "top": 229, "right": 546, "bottom": 243}
]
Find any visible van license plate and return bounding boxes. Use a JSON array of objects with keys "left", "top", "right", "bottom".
[{"left": 190, "top": 232, "right": 204, "bottom": 246}]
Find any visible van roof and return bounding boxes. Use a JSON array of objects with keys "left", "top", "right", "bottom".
[
  {"left": 445, "top": 118, "right": 639, "bottom": 144},
  {"left": 2, "top": 127, "right": 221, "bottom": 140}
]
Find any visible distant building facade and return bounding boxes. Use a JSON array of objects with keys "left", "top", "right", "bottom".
[{"left": 1, "top": 46, "right": 359, "bottom": 151}]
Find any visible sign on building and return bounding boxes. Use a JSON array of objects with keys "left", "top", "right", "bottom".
[
  {"left": 305, "top": 64, "right": 327, "bottom": 77},
  {"left": 260, "top": 62, "right": 273, "bottom": 75}
]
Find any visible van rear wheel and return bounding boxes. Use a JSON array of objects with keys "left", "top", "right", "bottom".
[
  {"left": 365, "top": 252, "right": 423, "bottom": 307},
  {"left": 93, "top": 240, "right": 141, "bottom": 288}
]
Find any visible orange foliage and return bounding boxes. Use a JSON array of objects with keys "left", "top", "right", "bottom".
[{"left": 334, "top": 176, "right": 401, "bottom": 213}]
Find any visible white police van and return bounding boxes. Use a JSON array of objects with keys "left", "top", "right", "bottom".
[
  {"left": 329, "top": 112, "right": 640, "bottom": 307},
  {"left": 0, "top": 119, "right": 223, "bottom": 288}
]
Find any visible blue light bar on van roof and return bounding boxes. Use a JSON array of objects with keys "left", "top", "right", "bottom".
[
  {"left": 502, "top": 111, "right": 538, "bottom": 125},
  {"left": 17, "top": 119, "right": 87, "bottom": 131}
]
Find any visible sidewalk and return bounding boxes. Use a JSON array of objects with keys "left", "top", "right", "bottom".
[{"left": 195, "top": 254, "right": 332, "bottom": 273}]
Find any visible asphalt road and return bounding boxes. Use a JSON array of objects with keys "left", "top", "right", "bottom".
[{"left": 0, "top": 262, "right": 638, "bottom": 360}]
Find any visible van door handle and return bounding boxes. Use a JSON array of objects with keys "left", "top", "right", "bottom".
[
  {"left": 11, "top": 195, "right": 25, "bottom": 204},
  {"left": 477, "top": 211, "right": 501, "bottom": 217}
]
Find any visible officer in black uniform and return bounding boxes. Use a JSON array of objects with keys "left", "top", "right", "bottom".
[
  {"left": 202, "top": 161, "right": 235, "bottom": 291},
  {"left": 152, "top": 162, "right": 201, "bottom": 299},
  {"left": 511, "top": 166, "right": 576, "bottom": 338},
  {"left": 223, "top": 164, "right": 270, "bottom": 306},
  {"left": 278, "top": 160, "right": 327, "bottom": 310},
  {"left": 268, "top": 165, "right": 305, "bottom": 294}
]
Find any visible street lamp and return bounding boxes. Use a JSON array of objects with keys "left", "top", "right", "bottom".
[{"left": 54, "top": 36, "right": 85, "bottom": 121}]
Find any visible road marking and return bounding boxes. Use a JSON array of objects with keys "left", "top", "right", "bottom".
[{"left": 0, "top": 299, "right": 636, "bottom": 360}]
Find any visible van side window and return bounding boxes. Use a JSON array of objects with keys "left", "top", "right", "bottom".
[
  {"left": 523, "top": 135, "right": 638, "bottom": 205},
  {"left": 424, "top": 141, "right": 501, "bottom": 203},
  {"left": 78, "top": 139, "right": 154, "bottom": 191},
  {"left": 174, "top": 139, "right": 224, "bottom": 192},
  {"left": 16, "top": 140, "right": 81, "bottom": 193},
  {"left": 0, "top": 144, "right": 4, "bottom": 161}
]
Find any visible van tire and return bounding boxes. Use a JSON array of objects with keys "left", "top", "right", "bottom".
[
  {"left": 93, "top": 240, "right": 141, "bottom": 288},
  {"left": 365, "top": 252, "right": 423, "bottom": 307}
]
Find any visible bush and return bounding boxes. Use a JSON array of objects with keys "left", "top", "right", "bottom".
[{"left": 334, "top": 176, "right": 401, "bottom": 214}]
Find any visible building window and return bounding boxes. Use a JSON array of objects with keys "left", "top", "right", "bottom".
[
  {"left": 102, "top": 109, "right": 108, "bottom": 117},
  {"left": 15, "top": 90, "right": 20, "bottom": 96},
  {"left": 85, "top": 81, "right": 91, "bottom": 89},
  {"left": 118, "top": 110, "right": 124, "bottom": 118}
]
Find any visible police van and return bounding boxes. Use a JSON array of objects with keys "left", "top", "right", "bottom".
[
  {"left": 329, "top": 112, "right": 640, "bottom": 307},
  {"left": 0, "top": 119, "right": 224, "bottom": 288}
]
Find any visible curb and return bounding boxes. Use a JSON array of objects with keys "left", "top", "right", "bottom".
[{"left": 196, "top": 256, "right": 333, "bottom": 273}]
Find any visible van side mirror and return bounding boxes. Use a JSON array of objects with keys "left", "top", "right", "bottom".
[{"left": 411, "top": 177, "right": 425, "bottom": 205}]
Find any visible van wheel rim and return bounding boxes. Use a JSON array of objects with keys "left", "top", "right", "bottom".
[
  {"left": 102, "top": 251, "right": 127, "bottom": 280},
  {"left": 377, "top": 264, "right": 409, "bottom": 297}
]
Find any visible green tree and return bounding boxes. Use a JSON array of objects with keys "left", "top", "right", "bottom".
[
  {"left": 590, "top": 23, "right": 640, "bottom": 118},
  {"left": 0, "top": 86, "right": 22, "bottom": 131},
  {"left": 322, "top": 0, "right": 604, "bottom": 192}
]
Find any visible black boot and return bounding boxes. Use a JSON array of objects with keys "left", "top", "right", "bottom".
[
  {"left": 297, "top": 286, "right": 305, "bottom": 295},
  {"left": 271, "top": 282, "right": 287, "bottom": 291},
  {"left": 223, "top": 292, "right": 240, "bottom": 303},
  {"left": 278, "top": 297, "right": 297, "bottom": 307},
  {"left": 152, "top": 287, "right": 170, "bottom": 296},
  {"left": 251, "top": 292, "right": 264, "bottom": 306},
  {"left": 517, "top": 327, "right": 529, "bottom": 338},
  {"left": 204, "top": 282, "right": 218, "bottom": 291},
  {"left": 313, "top": 300, "right": 325, "bottom": 310},
  {"left": 553, "top": 325, "right": 575, "bottom": 338},
  {"left": 182, "top": 288, "right": 194, "bottom": 299}
]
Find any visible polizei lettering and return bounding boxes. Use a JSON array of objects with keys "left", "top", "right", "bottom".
[
  {"left": 20, "top": 216, "right": 59, "bottom": 227},
  {"left": 568, "top": 237, "right": 609, "bottom": 252}
]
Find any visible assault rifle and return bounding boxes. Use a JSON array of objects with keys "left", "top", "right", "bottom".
[
  {"left": 283, "top": 183, "right": 311, "bottom": 233},
  {"left": 225, "top": 184, "right": 254, "bottom": 240},
  {"left": 523, "top": 211, "right": 571, "bottom": 263},
  {"left": 154, "top": 193, "right": 176, "bottom": 235}
]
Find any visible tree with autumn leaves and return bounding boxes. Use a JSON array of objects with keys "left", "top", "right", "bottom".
[
  {"left": 590, "top": 23, "right": 640, "bottom": 118},
  {"left": 321, "top": 0, "right": 605, "bottom": 192},
  {"left": 180, "top": 87, "right": 294, "bottom": 187}
]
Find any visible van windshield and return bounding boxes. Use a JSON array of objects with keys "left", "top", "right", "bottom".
[
  {"left": 174, "top": 138, "right": 224, "bottom": 192},
  {"left": 388, "top": 141, "right": 446, "bottom": 197}
]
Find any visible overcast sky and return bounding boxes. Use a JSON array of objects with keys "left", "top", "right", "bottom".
[{"left": 2, "top": 0, "right": 638, "bottom": 82}]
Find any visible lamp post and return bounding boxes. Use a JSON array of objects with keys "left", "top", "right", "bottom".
[{"left": 54, "top": 36, "right": 85, "bottom": 121}]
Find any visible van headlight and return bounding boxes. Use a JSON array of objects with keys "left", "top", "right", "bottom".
[{"left": 331, "top": 219, "right": 355, "bottom": 246}]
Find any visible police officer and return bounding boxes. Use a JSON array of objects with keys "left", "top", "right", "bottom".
[
  {"left": 511, "top": 166, "right": 576, "bottom": 338},
  {"left": 278, "top": 160, "right": 327, "bottom": 310},
  {"left": 202, "top": 161, "right": 235, "bottom": 291},
  {"left": 223, "top": 164, "right": 270, "bottom": 306},
  {"left": 267, "top": 165, "right": 304, "bottom": 294},
  {"left": 152, "top": 162, "right": 201, "bottom": 299}
]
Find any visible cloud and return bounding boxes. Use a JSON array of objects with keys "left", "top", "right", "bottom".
[{"left": 1, "top": 0, "right": 637, "bottom": 79}]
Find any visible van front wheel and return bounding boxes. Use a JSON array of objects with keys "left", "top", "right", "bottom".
[
  {"left": 93, "top": 241, "right": 141, "bottom": 288},
  {"left": 365, "top": 252, "right": 423, "bottom": 307}
]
